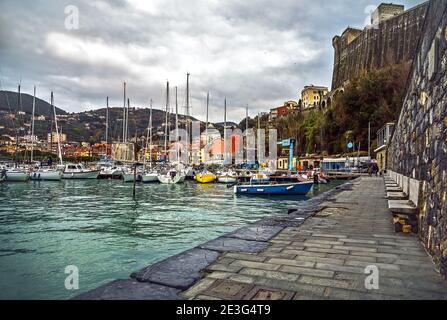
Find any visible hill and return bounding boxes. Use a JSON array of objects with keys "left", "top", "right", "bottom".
[
  {"left": 0, "top": 91, "right": 67, "bottom": 117},
  {"left": 0, "top": 90, "right": 201, "bottom": 143}
]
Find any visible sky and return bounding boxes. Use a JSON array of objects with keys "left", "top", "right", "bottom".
[{"left": 0, "top": 0, "right": 423, "bottom": 123}]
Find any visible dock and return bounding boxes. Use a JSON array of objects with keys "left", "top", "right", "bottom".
[{"left": 75, "top": 177, "right": 447, "bottom": 300}]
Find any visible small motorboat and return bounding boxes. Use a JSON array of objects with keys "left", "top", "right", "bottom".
[
  {"left": 62, "top": 163, "right": 100, "bottom": 179},
  {"left": 234, "top": 181, "right": 314, "bottom": 196},
  {"left": 30, "top": 169, "right": 62, "bottom": 181},
  {"left": 142, "top": 171, "right": 159, "bottom": 183},
  {"left": 217, "top": 170, "right": 238, "bottom": 184},
  {"left": 5, "top": 170, "right": 30, "bottom": 182},
  {"left": 158, "top": 169, "right": 186, "bottom": 184},
  {"left": 195, "top": 171, "right": 217, "bottom": 184}
]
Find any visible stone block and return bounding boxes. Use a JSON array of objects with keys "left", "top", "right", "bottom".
[
  {"left": 73, "top": 279, "right": 181, "bottom": 300},
  {"left": 199, "top": 236, "right": 269, "bottom": 253},
  {"left": 134, "top": 248, "right": 219, "bottom": 289}
]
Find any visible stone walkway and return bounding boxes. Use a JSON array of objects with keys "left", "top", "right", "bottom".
[{"left": 181, "top": 177, "right": 447, "bottom": 300}]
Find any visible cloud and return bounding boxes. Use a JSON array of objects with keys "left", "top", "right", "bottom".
[{"left": 0, "top": 0, "right": 425, "bottom": 122}]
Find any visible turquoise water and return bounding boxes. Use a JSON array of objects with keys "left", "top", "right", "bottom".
[{"left": 0, "top": 179, "right": 341, "bottom": 300}]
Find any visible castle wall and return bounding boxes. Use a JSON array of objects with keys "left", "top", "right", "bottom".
[
  {"left": 332, "top": 3, "right": 428, "bottom": 90},
  {"left": 388, "top": 0, "right": 447, "bottom": 278}
]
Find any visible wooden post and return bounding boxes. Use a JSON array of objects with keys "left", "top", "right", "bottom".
[{"left": 132, "top": 163, "right": 137, "bottom": 198}]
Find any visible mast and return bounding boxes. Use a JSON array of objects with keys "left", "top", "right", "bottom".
[
  {"left": 205, "top": 92, "right": 209, "bottom": 159},
  {"left": 144, "top": 102, "right": 149, "bottom": 170},
  {"left": 175, "top": 86, "right": 179, "bottom": 169},
  {"left": 15, "top": 84, "right": 21, "bottom": 166},
  {"left": 31, "top": 86, "right": 36, "bottom": 163},
  {"left": 164, "top": 81, "right": 169, "bottom": 160},
  {"left": 122, "top": 82, "right": 126, "bottom": 143},
  {"left": 245, "top": 105, "right": 248, "bottom": 132},
  {"left": 186, "top": 73, "right": 190, "bottom": 164},
  {"left": 223, "top": 98, "right": 227, "bottom": 165},
  {"left": 126, "top": 97, "right": 130, "bottom": 143},
  {"left": 51, "top": 92, "right": 63, "bottom": 165},
  {"left": 149, "top": 99, "right": 153, "bottom": 168},
  {"left": 105, "top": 97, "right": 109, "bottom": 145}
]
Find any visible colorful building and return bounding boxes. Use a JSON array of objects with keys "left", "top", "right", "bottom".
[{"left": 301, "top": 85, "right": 329, "bottom": 109}]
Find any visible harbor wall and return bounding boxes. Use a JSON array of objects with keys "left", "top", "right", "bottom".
[{"left": 388, "top": 0, "right": 447, "bottom": 278}]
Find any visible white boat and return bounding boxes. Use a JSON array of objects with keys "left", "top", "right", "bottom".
[
  {"left": 217, "top": 170, "right": 238, "bottom": 184},
  {"left": 5, "top": 169, "right": 30, "bottom": 182},
  {"left": 158, "top": 169, "right": 186, "bottom": 184},
  {"left": 62, "top": 164, "right": 100, "bottom": 179},
  {"left": 122, "top": 166, "right": 143, "bottom": 182},
  {"left": 142, "top": 171, "right": 159, "bottom": 183},
  {"left": 123, "top": 172, "right": 142, "bottom": 182},
  {"left": 30, "top": 169, "right": 62, "bottom": 181}
]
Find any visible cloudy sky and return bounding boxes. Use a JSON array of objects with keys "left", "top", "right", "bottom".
[{"left": 0, "top": 0, "right": 423, "bottom": 122}]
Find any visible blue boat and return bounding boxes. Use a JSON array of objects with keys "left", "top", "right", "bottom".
[{"left": 234, "top": 181, "right": 314, "bottom": 196}]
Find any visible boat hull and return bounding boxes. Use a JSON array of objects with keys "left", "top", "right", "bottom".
[
  {"left": 158, "top": 174, "right": 185, "bottom": 184},
  {"left": 123, "top": 173, "right": 142, "bottom": 182},
  {"left": 234, "top": 182, "right": 314, "bottom": 195},
  {"left": 195, "top": 174, "right": 216, "bottom": 184},
  {"left": 5, "top": 172, "right": 30, "bottom": 182},
  {"left": 30, "top": 171, "right": 62, "bottom": 181},
  {"left": 142, "top": 174, "right": 159, "bottom": 183},
  {"left": 62, "top": 170, "right": 100, "bottom": 179},
  {"left": 217, "top": 176, "right": 237, "bottom": 184}
]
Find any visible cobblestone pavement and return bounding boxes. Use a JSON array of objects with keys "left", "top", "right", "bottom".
[{"left": 181, "top": 177, "right": 447, "bottom": 300}]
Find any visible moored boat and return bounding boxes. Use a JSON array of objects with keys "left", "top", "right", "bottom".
[
  {"left": 62, "top": 164, "right": 100, "bottom": 179},
  {"left": 234, "top": 181, "right": 314, "bottom": 196},
  {"left": 158, "top": 169, "right": 186, "bottom": 184},
  {"left": 195, "top": 171, "right": 217, "bottom": 184},
  {"left": 30, "top": 169, "right": 62, "bottom": 181},
  {"left": 141, "top": 171, "right": 159, "bottom": 183},
  {"left": 5, "top": 169, "right": 30, "bottom": 182},
  {"left": 217, "top": 170, "right": 238, "bottom": 184}
]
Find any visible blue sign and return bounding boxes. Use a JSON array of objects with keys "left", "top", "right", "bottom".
[{"left": 347, "top": 142, "right": 353, "bottom": 149}]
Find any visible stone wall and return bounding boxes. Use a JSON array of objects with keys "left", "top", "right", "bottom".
[
  {"left": 332, "top": 2, "right": 428, "bottom": 90},
  {"left": 388, "top": 0, "right": 447, "bottom": 279}
]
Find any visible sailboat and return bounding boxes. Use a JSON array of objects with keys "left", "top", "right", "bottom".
[
  {"left": 142, "top": 99, "right": 158, "bottom": 183},
  {"left": 30, "top": 90, "right": 62, "bottom": 181},
  {"left": 119, "top": 87, "right": 141, "bottom": 183},
  {"left": 5, "top": 84, "right": 29, "bottom": 182},
  {"left": 158, "top": 82, "right": 185, "bottom": 184},
  {"left": 217, "top": 98, "right": 237, "bottom": 183},
  {"left": 195, "top": 93, "right": 217, "bottom": 184}
]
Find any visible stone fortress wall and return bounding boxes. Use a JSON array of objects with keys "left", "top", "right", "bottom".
[
  {"left": 331, "top": 2, "right": 429, "bottom": 90},
  {"left": 388, "top": 0, "right": 447, "bottom": 278}
]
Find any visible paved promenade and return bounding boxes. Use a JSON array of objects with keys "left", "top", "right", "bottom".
[{"left": 181, "top": 177, "right": 447, "bottom": 300}]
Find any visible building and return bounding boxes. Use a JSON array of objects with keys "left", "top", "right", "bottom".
[
  {"left": 371, "top": 3, "right": 405, "bottom": 26},
  {"left": 374, "top": 123, "right": 395, "bottom": 172},
  {"left": 301, "top": 85, "right": 329, "bottom": 109},
  {"left": 331, "top": 2, "right": 428, "bottom": 90},
  {"left": 112, "top": 143, "right": 135, "bottom": 162},
  {"left": 47, "top": 132, "right": 67, "bottom": 143},
  {"left": 269, "top": 100, "right": 299, "bottom": 121}
]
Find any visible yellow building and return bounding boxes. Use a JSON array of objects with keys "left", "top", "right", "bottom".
[
  {"left": 47, "top": 132, "right": 67, "bottom": 143},
  {"left": 301, "top": 85, "right": 329, "bottom": 109}
]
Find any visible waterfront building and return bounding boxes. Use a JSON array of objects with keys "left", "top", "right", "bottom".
[{"left": 374, "top": 122, "right": 395, "bottom": 172}]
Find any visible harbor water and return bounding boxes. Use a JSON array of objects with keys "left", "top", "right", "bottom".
[{"left": 0, "top": 179, "right": 343, "bottom": 299}]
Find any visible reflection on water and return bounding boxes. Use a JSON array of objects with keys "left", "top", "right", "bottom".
[{"left": 0, "top": 179, "right": 342, "bottom": 299}]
